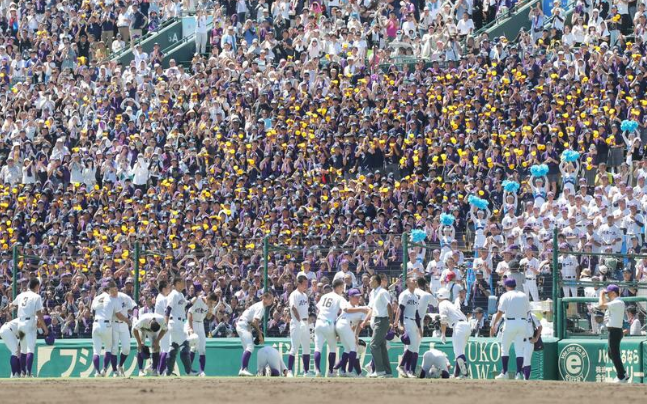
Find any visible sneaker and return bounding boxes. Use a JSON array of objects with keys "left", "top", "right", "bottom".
[
  {"left": 338, "top": 369, "right": 347, "bottom": 377},
  {"left": 118, "top": 366, "right": 125, "bottom": 377},
  {"left": 286, "top": 371, "right": 294, "bottom": 378},
  {"left": 188, "top": 370, "right": 200, "bottom": 376},
  {"left": 515, "top": 373, "right": 523, "bottom": 380},
  {"left": 25, "top": 373, "right": 34, "bottom": 378},
  {"left": 495, "top": 372, "right": 508, "bottom": 380},
  {"left": 364, "top": 364, "right": 374, "bottom": 374},
  {"left": 151, "top": 370, "right": 159, "bottom": 377},
  {"left": 238, "top": 369, "right": 253, "bottom": 377},
  {"left": 198, "top": 372, "right": 206, "bottom": 378},
  {"left": 397, "top": 366, "right": 408, "bottom": 378},
  {"left": 406, "top": 372, "right": 416, "bottom": 378},
  {"left": 375, "top": 372, "right": 387, "bottom": 378},
  {"left": 314, "top": 371, "right": 322, "bottom": 378},
  {"left": 346, "top": 372, "right": 358, "bottom": 378},
  {"left": 326, "top": 371, "right": 336, "bottom": 378},
  {"left": 95, "top": 370, "right": 105, "bottom": 378},
  {"left": 614, "top": 375, "right": 630, "bottom": 383}
]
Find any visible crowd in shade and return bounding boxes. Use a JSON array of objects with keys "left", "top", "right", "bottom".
[{"left": 1, "top": 0, "right": 647, "bottom": 340}]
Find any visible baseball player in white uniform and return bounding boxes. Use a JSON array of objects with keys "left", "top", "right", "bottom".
[
  {"left": 287, "top": 275, "right": 311, "bottom": 377},
  {"left": 91, "top": 281, "right": 130, "bottom": 377},
  {"left": 8, "top": 278, "right": 47, "bottom": 377},
  {"left": 155, "top": 280, "right": 171, "bottom": 375},
  {"left": 256, "top": 345, "right": 288, "bottom": 376},
  {"left": 437, "top": 287, "right": 470, "bottom": 378},
  {"left": 519, "top": 249, "right": 540, "bottom": 302},
  {"left": 314, "top": 279, "right": 352, "bottom": 377},
  {"left": 491, "top": 278, "right": 531, "bottom": 380},
  {"left": 0, "top": 318, "right": 28, "bottom": 378},
  {"left": 186, "top": 292, "right": 217, "bottom": 377},
  {"left": 110, "top": 291, "right": 136, "bottom": 376},
  {"left": 333, "top": 288, "right": 370, "bottom": 377},
  {"left": 236, "top": 292, "right": 275, "bottom": 376},
  {"left": 522, "top": 311, "right": 542, "bottom": 380},
  {"left": 397, "top": 277, "right": 423, "bottom": 378},
  {"left": 415, "top": 277, "right": 437, "bottom": 319},
  {"left": 418, "top": 346, "right": 451, "bottom": 379},
  {"left": 164, "top": 277, "right": 196, "bottom": 376},
  {"left": 132, "top": 313, "right": 168, "bottom": 376},
  {"left": 558, "top": 243, "right": 579, "bottom": 297}
]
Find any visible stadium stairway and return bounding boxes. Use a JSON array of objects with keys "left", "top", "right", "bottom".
[
  {"left": 111, "top": 17, "right": 183, "bottom": 66},
  {"left": 471, "top": 0, "right": 575, "bottom": 42},
  {"left": 162, "top": 21, "right": 213, "bottom": 70}
]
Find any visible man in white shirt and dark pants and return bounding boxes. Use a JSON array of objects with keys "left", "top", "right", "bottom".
[
  {"left": 362, "top": 274, "right": 393, "bottom": 378},
  {"left": 491, "top": 278, "right": 530, "bottom": 380},
  {"left": 598, "top": 285, "right": 629, "bottom": 383}
]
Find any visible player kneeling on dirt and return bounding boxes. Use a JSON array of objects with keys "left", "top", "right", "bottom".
[
  {"left": 256, "top": 346, "right": 288, "bottom": 376},
  {"left": 418, "top": 345, "right": 451, "bottom": 379},
  {"left": 133, "top": 313, "right": 168, "bottom": 376}
]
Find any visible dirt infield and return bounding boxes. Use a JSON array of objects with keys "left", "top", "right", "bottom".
[{"left": 2, "top": 378, "right": 646, "bottom": 404}]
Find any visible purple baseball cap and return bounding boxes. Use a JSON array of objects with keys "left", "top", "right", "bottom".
[
  {"left": 348, "top": 289, "right": 361, "bottom": 297},
  {"left": 504, "top": 278, "right": 516, "bottom": 288},
  {"left": 606, "top": 284, "right": 620, "bottom": 294}
]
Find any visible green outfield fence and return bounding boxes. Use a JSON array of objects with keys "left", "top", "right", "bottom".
[
  {"left": 0, "top": 337, "right": 557, "bottom": 379},
  {"left": 6, "top": 231, "right": 647, "bottom": 381}
]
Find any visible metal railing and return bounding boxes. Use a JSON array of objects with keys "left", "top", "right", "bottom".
[{"left": 110, "top": 17, "right": 181, "bottom": 61}]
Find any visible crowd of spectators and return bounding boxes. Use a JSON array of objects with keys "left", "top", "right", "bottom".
[{"left": 1, "top": 0, "right": 647, "bottom": 340}]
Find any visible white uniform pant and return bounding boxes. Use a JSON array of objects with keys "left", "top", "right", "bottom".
[
  {"left": 92, "top": 321, "right": 113, "bottom": 356},
  {"left": 314, "top": 319, "right": 336, "bottom": 353},
  {"left": 236, "top": 322, "right": 254, "bottom": 352},
  {"left": 452, "top": 321, "right": 470, "bottom": 357},
  {"left": 195, "top": 32, "right": 208, "bottom": 54},
  {"left": 256, "top": 347, "right": 285, "bottom": 374},
  {"left": 168, "top": 319, "right": 187, "bottom": 346},
  {"left": 159, "top": 326, "right": 170, "bottom": 353},
  {"left": 0, "top": 325, "right": 20, "bottom": 354},
  {"left": 335, "top": 319, "right": 356, "bottom": 353},
  {"left": 524, "top": 279, "right": 539, "bottom": 302},
  {"left": 403, "top": 318, "right": 421, "bottom": 353},
  {"left": 141, "top": 330, "right": 162, "bottom": 352},
  {"left": 501, "top": 319, "right": 526, "bottom": 356},
  {"left": 523, "top": 340, "right": 534, "bottom": 367},
  {"left": 562, "top": 276, "right": 577, "bottom": 298},
  {"left": 186, "top": 321, "right": 206, "bottom": 355},
  {"left": 289, "top": 320, "right": 311, "bottom": 355},
  {"left": 19, "top": 319, "right": 37, "bottom": 354},
  {"left": 111, "top": 322, "right": 131, "bottom": 356}
]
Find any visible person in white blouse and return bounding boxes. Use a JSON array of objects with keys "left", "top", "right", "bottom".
[{"left": 195, "top": 10, "right": 209, "bottom": 55}]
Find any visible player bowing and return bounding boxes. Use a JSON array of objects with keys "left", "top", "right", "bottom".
[
  {"left": 334, "top": 288, "right": 371, "bottom": 377},
  {"left": 133, "top": 313, "right": 168, "bottom": 376},
  {"left": 236, "top": 292, "right": 275, "bottom": 376},
  {"left": 437, "top": 287, "right": 470, "bottom": 378}
]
